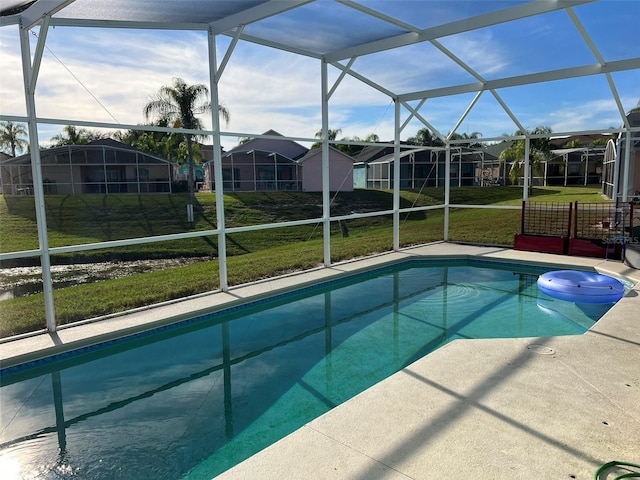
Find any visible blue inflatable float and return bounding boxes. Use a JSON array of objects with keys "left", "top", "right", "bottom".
[{"left": 537, "top": 270, "right": 624, "bottom": 304}]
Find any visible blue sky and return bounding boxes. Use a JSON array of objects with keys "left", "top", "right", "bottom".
[{"left": 0, "top": 0, "right": 638, "bottom": 151}]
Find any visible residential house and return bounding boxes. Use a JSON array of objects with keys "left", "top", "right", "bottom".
[
  {"left": 204, "top": 130, "right": 353, "bottom": 192},
  {"left": 363, "top": 146, "right": 501, "bottom": 190},
  {"left": 203, "top": 130, "right": 307, "bottom": 192},
  {"left": 297, "top": 146, "right": 355, "bottom": 192},
  {"left": 543, "top": 146, "right": 604, "bottom": 186},
  {"left": 0, "top": 152, "right": 12, "bottom": 194},
  {"left": 0, "top": 138, "right": 174, "bottom": 195}
]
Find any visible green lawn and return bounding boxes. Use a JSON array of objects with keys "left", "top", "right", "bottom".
[{"left": 0, "top": 186, "right": 608, "bottom": 337}]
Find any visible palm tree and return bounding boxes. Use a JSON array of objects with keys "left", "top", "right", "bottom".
[
  {"left": 315, "top": 128, "right": 342, "bottom": 141},
  {"left": 335, "top": 133, "right": 380, "bottom": 156},
  {"left": 405, "top": 127, "right": 444, "bottom": 147},
  {"left": 116, "top": 116, "right": 188, "bottom": 161},
  {"left": 448, "top": 131, "right": 483, "bottom": 148},
  {"left": 564, "top": 139, "right": 584, "bottom": 148},
  {"left": 311, "top": 128, "right": 343, "bottom": 150},
  {"left": 499, "top": 126, "right": 553, "bottom": 185},
  {"left": 143, "top": 77, "right": 230, "bottom": 213},
  {"left": 50, "top": 125, "right": 106, "bottom": 147},
  {"left": 0, "top": 121, "right": 29, "bottom": 156}
]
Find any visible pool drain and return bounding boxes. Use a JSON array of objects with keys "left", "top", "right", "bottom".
[{"left": 527, "top": 344, "right": 555, "bottom": 355}]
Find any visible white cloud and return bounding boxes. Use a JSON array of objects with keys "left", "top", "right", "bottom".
[
  {"left": 0, "top": 26, "right": 27, "bottom": 117},
  {"left": 546, "top": 98, "right": 628, "bottom": 133},
  {"left": 342, "top": 30, "right": 509, "bottom": 96},
  {"left": 437, "top": 31, "right": 509, "bottom": 78}
]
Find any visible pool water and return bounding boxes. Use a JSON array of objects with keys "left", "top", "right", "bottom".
[{"left": 0, "top": 261, "right": 614, "bottom": 479}]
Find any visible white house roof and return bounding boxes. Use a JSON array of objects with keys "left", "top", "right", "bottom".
[
  {"left": 222, "top": 148, "right": 298, "bottom": 163},
  {"left": 551, "top": 147, "right": 605, "bottom": 155},
  {"left": 0, "top": 139, "right": 174, "bottom": 165},
  {"left": 223, "top": 130, "right": 308, "bottom": 159},
  {"left": 368, "top": 145, "right": 499, "bottom": 165},
  {"left": 1, "top": 0, "right": 639, "bottom": 142},
  {"left": 297, "top": 144, "right": 356, "bottom": 164}
]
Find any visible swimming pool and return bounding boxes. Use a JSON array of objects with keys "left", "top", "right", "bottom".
[{"left": 0, "top": 259, "right": 616, "bottom": 479}]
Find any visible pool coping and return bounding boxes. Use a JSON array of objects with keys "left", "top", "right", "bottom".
[{"left": 1, "top": 242, "right": 639, "bottom": 371}]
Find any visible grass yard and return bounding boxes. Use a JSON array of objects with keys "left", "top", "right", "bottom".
[{"left": 0, "top": 186, "right": 608, "bottom": 337}]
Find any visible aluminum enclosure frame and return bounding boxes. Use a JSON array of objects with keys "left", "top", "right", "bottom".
[{"left": 1, "top": 0, "right": 639, "bottom": 332}]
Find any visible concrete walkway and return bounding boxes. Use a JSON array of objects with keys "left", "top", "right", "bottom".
[{"left": 1, "top": 244, "right": 639, "bottom": 479}]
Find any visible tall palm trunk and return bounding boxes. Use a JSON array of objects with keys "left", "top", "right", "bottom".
[{"left": 186, "top": 134, "right": 195, "bottom": 224}]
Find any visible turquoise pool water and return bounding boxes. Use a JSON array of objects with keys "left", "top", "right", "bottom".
[{"left": 0, "top": 260, "right": 613, "bottom": 479}]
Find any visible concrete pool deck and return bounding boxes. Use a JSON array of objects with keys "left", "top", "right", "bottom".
[{"left": 1, "top": 243, "right": 639, "bottom": 479}]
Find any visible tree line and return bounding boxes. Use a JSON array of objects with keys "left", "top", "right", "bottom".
[{"left": 3, "top": 79, "right": 637, "bottom": 187}]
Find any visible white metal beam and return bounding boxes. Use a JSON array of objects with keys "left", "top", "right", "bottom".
[
  {"left": 321, "top": 60, "right": 331, "bottom": 267},
  {"left": 329, "top": 61, "right": 397, "bottom": 98},
  {"left": 22, "top": 114, "right": 630, "bottom": 149},
  {"left": 325, "top": 0, "right": 596, "bottom": 62},
  {"left": 447, "top": 91, "right": 483, "bottom": 141},
  {"left": 346, "top": 0, "right": 527, "bottom": 149},
  {"left": 337, "top": 0, "right": 421, "bottom": 34},
  {"left": 613, "top": 140, "right": 622, "bottom": 203},
  {"left": 400, "top": 98, "right": 426, "bottom": 133},
  {"left": 208, "top": 29, "right": 228, "bottom": 291},
  {"left": 399, "top": 58, "right": 640, "bottom": 102},
  {"left": 622, "top": 134, "right": 632, "bottom": 202},
  {"left": 429, "top": 38, "right": 484, "bottom": 83},
  {"left": 566, "top": 7, "right": 605, "bottom": 65},
  {"left": 393, "top": 98, "right": 400, "bottom": 251},
  {"left": 489, "top": 90, "right": 526, "bottom": 134},
  {"left": 328, "top": 57, "right": 357, "bottom": 100},
  {"left": 46, "top": 15, "right": 325, "bottom": 59},
  {"left": 326, "top": 31, "right": 419, "bottom": 63},
  {"left": 49, "top": 17, "right": 207, "bottom": 30},
  {"left": 565, "top": 7, "right": 629, "bottom": 129},
  {"left": 21, "top": 0, "right": 74, "bottom": 29},
  {"left": 210, "top": 0, "right": 312, "bottom": 34},
  {"left": 43, "top": 0, "right": 313, "bottom": 34},
  {"left": 19, "top": 25, "right": 56, "bottom": 331},
  {"left": 523, "top": 138, "right": 531, "bottom": 202},
  {"left": 397, "top": 11, "right": 635, "bottom": 134},
  {"left": 223, "top": 31, "right": 323, "bottom": 59},
  {"left": 604, "top": 74, "right": 630, "bottom": 130},
  {"left": 400, "top": 102, "right": 446, "bottom": 144},
  {"left": 444, "top": 146, "right": 450, "bottom": 240},
  {"left": 215, "top": 25, "right": 244, "bottom": 82},
  {"left": 0, "top": 13, "right": 21, "bottom": 27},
  {"left": 28, "top": 14, "right": 50, "bottom": 94},
  {"left": 428, "top": 38, "right": 525, "bottom": 138}
]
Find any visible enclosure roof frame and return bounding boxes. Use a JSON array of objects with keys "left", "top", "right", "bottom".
[{"left": 2, "top": 0, "right": 639, "bottom": 333}]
